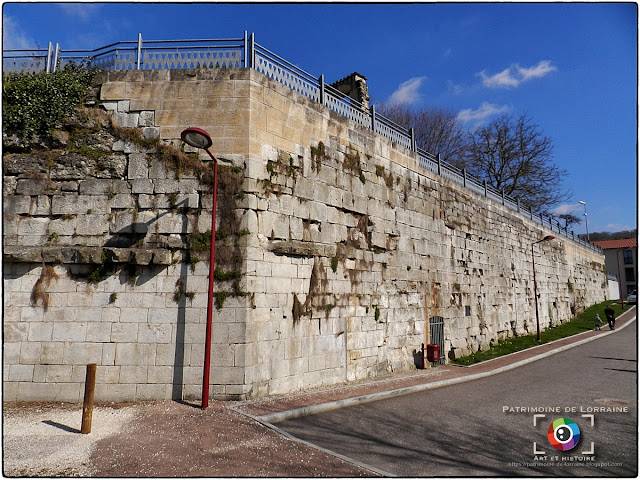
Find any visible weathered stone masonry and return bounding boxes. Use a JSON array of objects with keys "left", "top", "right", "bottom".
[{"left": 3, "top": 68, "right": 607, "bottom": 402}]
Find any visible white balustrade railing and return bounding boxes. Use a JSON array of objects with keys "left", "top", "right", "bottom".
[{"left": 2, "top": 32, "right": 601, "bottom": 253}]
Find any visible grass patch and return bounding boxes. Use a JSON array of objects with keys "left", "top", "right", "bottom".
[{"left": 452, "top": 300, "right": 630, "bottom": 366}]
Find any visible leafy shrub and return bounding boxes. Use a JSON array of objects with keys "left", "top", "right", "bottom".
[{"left": 3, "top": 63, "right": 97, "bottom": 138}]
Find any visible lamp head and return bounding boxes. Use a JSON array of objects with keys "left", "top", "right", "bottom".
[
  {"left": 533, "top": 235, "right": 555, "bottom": 245},
  {"left": 578, "top": 201, "right": 586, "bottom": 205},
  {"left": 181, "top": 127, "right": 212, "bottom": 150}
]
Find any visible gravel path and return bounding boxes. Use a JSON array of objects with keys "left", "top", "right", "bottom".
[
  {"left": 3, "top": 401, "right": 375, "bottom": 477},
  {"left": 3, "top": 403, "right": 137, "bottom": 477}
]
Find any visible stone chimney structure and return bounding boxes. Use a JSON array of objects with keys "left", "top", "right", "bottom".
[{"left": 330, "top": 72, "right": 370, "bottom": 109}]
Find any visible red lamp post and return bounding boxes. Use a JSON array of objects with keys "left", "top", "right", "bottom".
[{"left": 180, "top": 127, "right": 218, "bottom": 409}]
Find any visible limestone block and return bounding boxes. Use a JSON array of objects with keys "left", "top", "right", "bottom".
[
  {"left": 19, "top": 340, "right": 42, "bottom": 364},
  {"left": 3, "top": 213, "right": 20, "bottom": 236},
  {"left": 326, "top": 186, "right": 343, "bottom": 208},
  {"left": 115, "top": 343, "right": 156, "bottom": 366},
  {"left": 111, "top": 211, "right": 134, "bottom": 234},
  {"left": 308, "top": 201, "right": 327, "bottom": 223},
  {"left": 100, "top": 100, "right": 118, "bottom": 111},
  {"left": 139, "top": 110, "right": 155, "bottom": 126},
  {"left": 128, "top": 153, "right": 149, "bottom": 179},
  {"left": 137, "top": 323, "right": 172, "bottom": 343},
  {"left": 27, "top": 323, "right": 53, "bottom": 342},
  {"left": 112, "top": 139, "right": 138, "bottom": 153},
  {"left": 96, "top": 365, "right": 120, "bottom": 384},
  {"left": 147, "top": 366, "right": 173, "bottom": 384},
  {"left": 142, "top": 127, "right": 160, "bottom": 140},
  {"left": 4, "top": 196, "right": 31, "bottom": 215},
  {"left": 154, "top": 344, "right": 177, "bottom": 366},
  {"left": 94, "top": 383, "right": 136, "bottom": 403},
  {"left": 100, "top": 344, "right": 116, "bottom": 366},
  {"left": 4, "top": 322, "right": 29, "bottom": 342},
  {"left": 17, "top": 217, "right": 48, "bottom": 236},
  {"left": 211, "top": 344, "right": 235, "bottom": 368},
  {"left": 117, "top": 100, "right": 131, "bottom": 112},
  {"left": 156, "top": 213, "right": 191, "bottom": 234},
  {"left": 210, "top": 366, "right": 246, "bottom": 385},
  {"left": 270, "top": 263, "right": 298, "bottom": 279},
  {"left": 86, "top": 323, "right": 112, "bottom": 343},
  {"left": 183, "top": 324, "right": 207, "bottom": 345},
  {"left": 109, "top": 193, "right": 134, "bottom": 209},
  {"left": 265, "top": 277, "right": 292, "bottom": 295},
  {"left": 99, "top": 81, "right": 127, "bottom": 100},
  {"left": 15, "top": 179, "right": 47, "bottom": 196},
  {"left": 46, "top": 365, "right": 74, "bottom": 383},
  {"left": 37, "top": 344, "right": 63, "bottom": 366},
  {"left": 154, "top": 179, "right": 199, "bottom": 194},
  {"left": 131, "top": 179, "right": 154, "bottom": 194},
  {"left": 76, "top": 214, "right": 110, "bottom": 235},
  {"left": 8, "top": 365, "right": 35, "bottom": 382},
  {"left": 116, "top": 305, "right": 147, "bottom": 323},
  {"left": 4, "top": 343, "right": 21, "bottom": 364},
  {"left": 62, "top": 343, "right": 103, "bottom": 365},
  {"left": 51, "top": 194, "right": 78, "bottom": 215},
  {"left": 114, "top": 112, "right": 140, "bottom": 128},
  {"left": 119, "top": 366, "right": 148, "bottom": 384},
  {"left": 294, "top": 177, "right": 314, "bottom": 201}
]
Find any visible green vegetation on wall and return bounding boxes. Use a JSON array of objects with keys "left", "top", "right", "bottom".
[{"left": 3, "top": 64, "right": 98, "bottom": 139}]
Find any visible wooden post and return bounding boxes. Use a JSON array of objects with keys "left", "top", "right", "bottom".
[{"left": 81, "top": 363, "right": 97, "bottom": 434}]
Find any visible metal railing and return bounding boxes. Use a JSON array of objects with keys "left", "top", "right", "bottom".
[{"left": 2, "top": 32, "right": 601, "bottom": 254}]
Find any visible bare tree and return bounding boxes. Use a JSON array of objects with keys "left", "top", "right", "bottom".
[
  {"left": 377, "top": 103, "right": 468, "bottom": 166},
  {"left": 558, "top": 213, "right": 582, "bottom": 229},
  {"left": 464, "top": 113, "right": 570, "bottom": 212}
]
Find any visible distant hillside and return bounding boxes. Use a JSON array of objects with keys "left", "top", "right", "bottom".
[{"left": 579, "top": 229, "right": 638, "bottom": 242}]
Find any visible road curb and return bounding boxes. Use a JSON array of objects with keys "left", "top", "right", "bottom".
[{"left": 256, "top": 314, "right": 636, "bottom": 425}]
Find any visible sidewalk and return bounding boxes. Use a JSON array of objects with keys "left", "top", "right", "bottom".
[
  {"left": 233, "top": 305, "right": 637, "bottom": 423},
  {"left": 4, "top": 306, "right": 635, "bottom": 477}
]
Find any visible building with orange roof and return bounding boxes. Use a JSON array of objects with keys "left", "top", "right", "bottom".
[{"left": 593, "top": 237, "right": 637, "bottom": 300}]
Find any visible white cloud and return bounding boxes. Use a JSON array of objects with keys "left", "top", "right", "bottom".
[
  {"left": 58, "top": 4, "right": 102, "bottom": 21},
  {"left": 457, "top": 102, "right": 509, "bottom": 125},
  {"left": 551, "top": 204, "right": 581, "bottom": 216},
  {"left": 3, "top": 15, "right": 37, "bottom": 49},
  {"left": 516, "top": 60, "right": 557, "bottom": 81},
  {"left": 388, "top": 76, "right": 427, "bottom": 105},
  {"left": 603, "top": 223, "right": 635, "bottom": 232},
  {"left": 479, "top": 60, "right": 556, "bottom": 89},
  {"left": 446, "top": 80, "right": 465, "bottom": 95},
  {"left": 478, "top": 67, "right": 520, "bottom": 88}
]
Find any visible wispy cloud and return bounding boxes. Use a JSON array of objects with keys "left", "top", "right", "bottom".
[
  {"left": 3, "top": 15, "right": 37, "bottom": 49},
  {"left": 551, "top": 204, "right": 581, "bottom": 216},
  {"left": 603, "top": 223, "right": 635, "bottom": 232},
  {"left": 479, "top": 67, "right": 520, "bottom": 88},
  {"left": 479, "top": 60, "right": 556, "bottom": 88},
  {"left": 457, "top": 102, "right": 509, "bottom": 125},
  {"left": 58, "top": 4, "right": 102, "bottom": 21},
  {"left": 388, "top": 76, "right": 427, "bottom": 105},
  {"left": 516, "top": 60, "right": 556, "bottom": 81}
]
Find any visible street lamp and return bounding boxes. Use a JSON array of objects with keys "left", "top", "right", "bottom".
[
  {"left": 181, "top": 127, "right": 218, "bottom": 409},
  {"left": 531, "top": 235, "right": 555, "bottom": 341},
  {"left": 578, "top": 201, "right": 589, "bottom": 242}
]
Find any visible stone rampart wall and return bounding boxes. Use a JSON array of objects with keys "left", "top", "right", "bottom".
[{"left": 3, "top": 69, "right": 608, "bottom": 402}]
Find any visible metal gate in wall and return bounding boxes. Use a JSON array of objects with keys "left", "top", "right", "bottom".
[{"left": 429, "top": 316, "right": 446, "bottom": 365}]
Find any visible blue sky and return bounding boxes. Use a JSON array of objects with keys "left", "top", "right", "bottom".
[{"left": 3, "top": 2, "right": 637, "bottom": 234}]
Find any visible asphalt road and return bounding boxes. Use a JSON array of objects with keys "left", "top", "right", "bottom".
[{"left": 276, "top": 322, "right": 638, "bottom": 477}]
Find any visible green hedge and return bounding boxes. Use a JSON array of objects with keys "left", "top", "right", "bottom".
[
  {"left": 3, "top": 64, "right": 97, "bottom": 139},
  {"left": 452, "top": 300, "right": 630, "bottom": 366}
]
